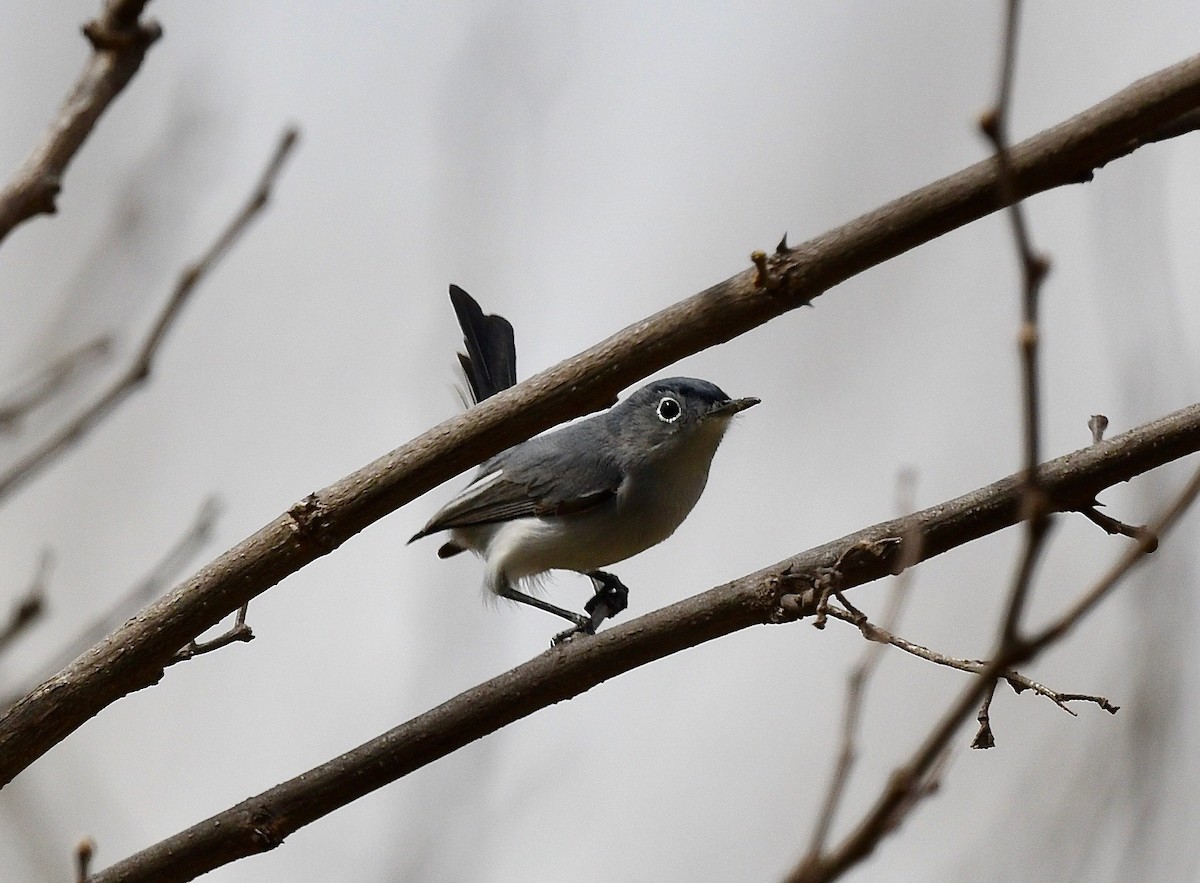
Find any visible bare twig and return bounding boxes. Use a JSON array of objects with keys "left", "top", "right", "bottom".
[
  {"left": 823, "top": 606, "right": 1118, "bottom": 718},
  {"left": 979, "top": 0, "right": 1053, "bottom": 647},
  {"left": 169, "top": 603, "right": 252, "bottom": 664},
  {"left": 0, "top": 499, "right": 217, "bottom": 712},
  {"left": 1029, "top": 465, "right": 1200, "bottom": 653},
  {"left": 1080, "top": 417, "right": 1156, "bottom": 545},
  {"left": 0, "top": 0, "right": 161, "bottom": 245},
  {"left": 783, "top": 10, "right": 1170, "bottom": 880},
  {"left": 971, "top": 682, "right": 999, "bottom": 750},
  {"left": 1078, "top": 505, "right": 1157, "bottom": 550},
  {"left": 783, "top": 462, "right": 1200, "bottom": 883},
  {"left": 0, "top": 127, "right": 299, "bottom": 504},
  {"left": 3, "top": 54, "right": 1200, "bottom": 798},
  {"left": 0, "top": 337, "right": 112, "bottom": 433},
  {"left": 0, "top": 551, "right": 54, "bottom": 656},
  {"left": 803, "top": 474, "right": 922, "bottom": 866}
]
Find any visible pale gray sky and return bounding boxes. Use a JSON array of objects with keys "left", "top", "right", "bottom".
[{"left": 1, "top": 2, "right": 1199, "bottom": 881}]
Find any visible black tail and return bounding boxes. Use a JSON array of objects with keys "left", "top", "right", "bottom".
[{"left": 448, "top": 285, "right": 517, "bottom": 404}]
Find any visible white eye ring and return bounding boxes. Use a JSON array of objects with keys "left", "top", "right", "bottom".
[{"left": 656, "top": 396, "right": 682, "bottom": 423}]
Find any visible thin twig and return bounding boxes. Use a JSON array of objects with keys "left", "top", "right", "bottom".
[
  {"left": 0, "top": 551, "right": 54, "bottom": 656},
  {"left": 0, "top": 127, "right": 299, "bottom": 504},
  {"left": 1078, "top": 505, "right": 1157, "bottom": 550},
  {"left": 0, "top": 500, "right": 218, "bottom": 712},
  {"left": 0, "top": 337, "right": 112, "bottom": 433},
  {"left": 1028, "top": 464, "right": 1200, "bottom": 654},
  {"left": 803, "top": 473, "right": 922, "bottom": 866},
  {"left": 169, "top": 603, "right": 253, "bottom": 664},
  {"left": 979, "top": 0, "right": 1054, "bottom": 647},
  {"left": 786, "top": 8, "right": 1128, "bottom": 879},
  {"left": 785, "top": 462, "right": 1200, "bottom": 883},
  {"left": 823, "top": 606, "right": 1118, "bottom": 718},
  {"left": 971, "top": 682, "right": 999, "bottom": 750},
  {"left": 0, "top": 0, "right": 162, "bottom": 245}
]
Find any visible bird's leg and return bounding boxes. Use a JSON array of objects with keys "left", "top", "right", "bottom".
[{"left": 498, "top": 585, "right": 589, "bottom": 629}]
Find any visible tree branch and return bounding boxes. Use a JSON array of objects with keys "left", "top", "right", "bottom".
[
  {"left": 91, "top": 408, "right": 1200, "bottom": 882},
  {"left": 787, "top": 461, "right": 1200, "bottom": 883},
  {"left": 1, "top": 55, "right": 1199, "bottom": 792},
  {"left": 0, "top": 127, "right": 299, "bottom": 504},
  {"left": 0, "top": 0, "right": 162, "bottom": 245}
]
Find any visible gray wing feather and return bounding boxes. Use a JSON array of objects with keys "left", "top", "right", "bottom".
[{"left": 410, "top": 422, "right": 622, "bottom": 540}]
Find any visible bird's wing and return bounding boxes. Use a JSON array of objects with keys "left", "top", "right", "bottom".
[
  {"left": 449, "top": 285, "right": 517, "bottom": 404},
  {"left": 409, "top": 430, "right": 622, "bottom": 540}
]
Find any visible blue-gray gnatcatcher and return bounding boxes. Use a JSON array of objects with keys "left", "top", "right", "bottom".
[{"left": 410, "top": 286, "right": 759, "bottom": 641}]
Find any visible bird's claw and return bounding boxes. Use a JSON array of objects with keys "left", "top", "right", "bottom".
[
  {"left": 550, "top": 571, "right": 631, "bottom": 647},
  {"left": 585, "top": 570, "right": 629, "bottom": 618}
]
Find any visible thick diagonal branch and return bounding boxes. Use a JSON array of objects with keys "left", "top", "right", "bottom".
[{"left": 2, "top": 54, "right": 1200, "bottom": 792}]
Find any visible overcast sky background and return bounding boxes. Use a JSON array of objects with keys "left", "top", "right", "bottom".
[{"left": 1, "top": 2, "right": 1199, "bottom": 881}]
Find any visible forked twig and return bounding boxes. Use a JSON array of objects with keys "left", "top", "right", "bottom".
[
  {"left": 0, "top": 127, "right": 299, "bottom": 503},
  {"left": 823, "top": 606, "right": 1118, "bottom": 719},
  {"left": 170, "top": 603, "right": 253, "bottom": 664}
]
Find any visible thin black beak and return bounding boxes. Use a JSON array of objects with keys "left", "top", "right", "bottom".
[{"left": 708, "top": 396, "right": 761, "bottom": 418}]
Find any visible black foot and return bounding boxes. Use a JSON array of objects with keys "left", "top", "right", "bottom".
[
  {"left": 550, "top": 571, "right": 631, "bottom": 647},
  {"left": 585, "top": 570, "right": 629, "bottom": 620}
]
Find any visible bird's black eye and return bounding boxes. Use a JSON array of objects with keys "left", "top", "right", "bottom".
[{"left": 656, "top": 396, "right": 682, "bottom": 423}]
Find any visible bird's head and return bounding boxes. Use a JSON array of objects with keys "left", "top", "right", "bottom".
[{"left": 610, "top": 377, "right": 759, "bottom": 458}]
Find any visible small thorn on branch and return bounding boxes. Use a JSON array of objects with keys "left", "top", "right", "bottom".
[
  {"left": 776, "top": 232, "right": 790, "bottom": 254},
  {"left": 76, "top": 836, "right": 96, "bottom": 883},
  {"left": 1088, "top": 414, "right": 1109, "bottom": 444},
  {"left": 978, "top": 107, "right": 1001, "bottom": 140}
]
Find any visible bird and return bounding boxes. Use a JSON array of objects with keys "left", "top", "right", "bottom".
[{"left": 410, "top": 286, "right": 759, "bottom": 642}]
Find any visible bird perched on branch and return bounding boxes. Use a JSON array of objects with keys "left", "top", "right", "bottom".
[{"left": 410, "top": 285, "right": 759, "bottom": 643}]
